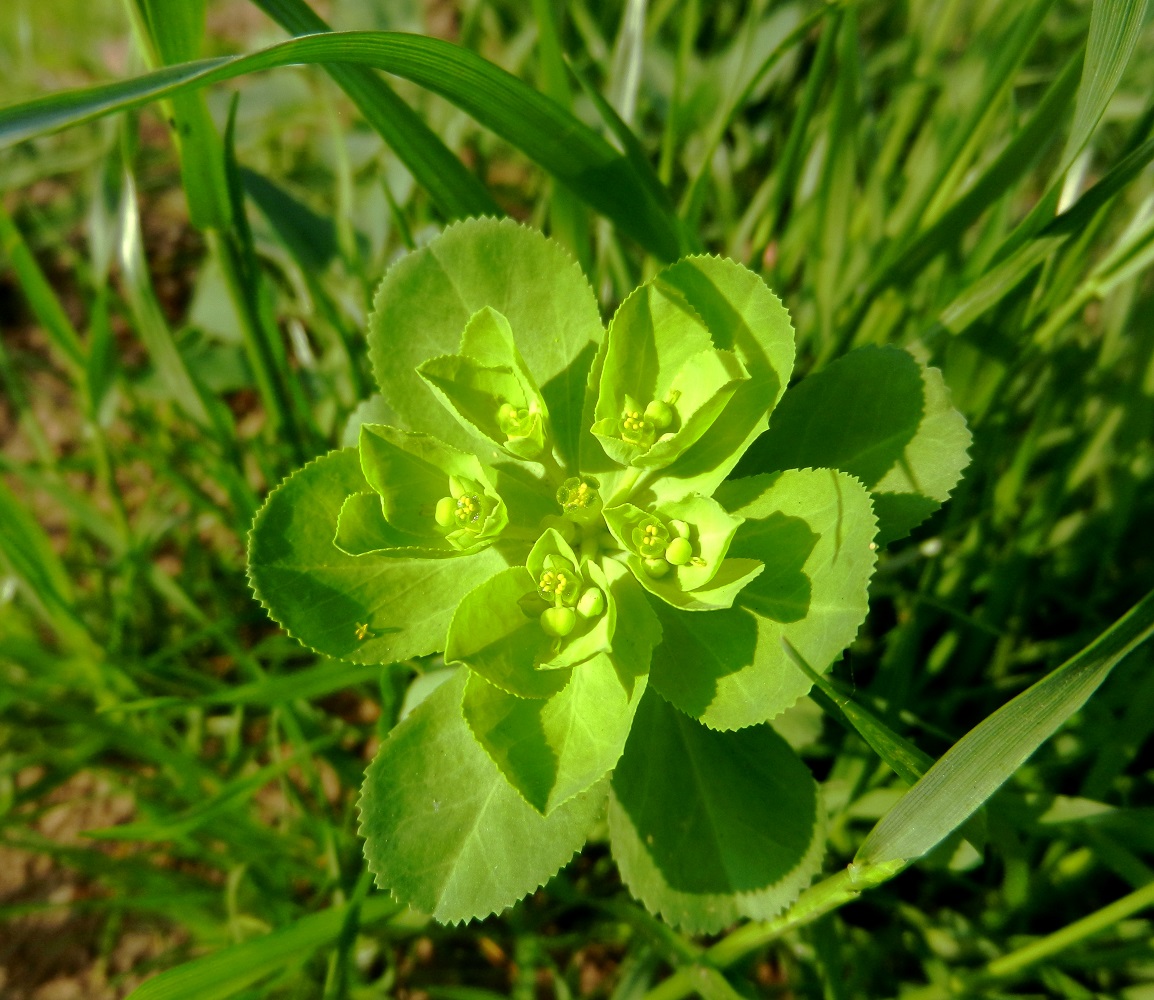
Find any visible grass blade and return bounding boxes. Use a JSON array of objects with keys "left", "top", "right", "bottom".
[
  {"left": 531, "top": 0, "right": 592, "bottom": 272},
  {"left": 783, "top": 639, "right": 934, "bottom": 785},
  {"left": 250, "top": 0, "right": 499, "bottom": 221},
  {"left": 131, "top": 0, "right": 231, "bottom": 229},
  {"left": 997, "top": 0, "right": 1151, "bottom": 254},
  {"left": 0, "top": 200, "right": 86, "bottom": 372},
  {"left": 124, "top": 896, "right": 400, "bottom": 1000},
  {"left": 882, "top": 46, "right": 1083, "bottom": 284},
  {"left": 1060, "top": 0, "right": 1150, "bottom": 173},
  {"left": 940, "top": 132, "right": 1154, "bottom": 332},
  {"left": 856, "top": 589, "right": 1154, "bottom": 867},
  {"left": 0, "top": 32, "right": 682, "bottom": 259}
]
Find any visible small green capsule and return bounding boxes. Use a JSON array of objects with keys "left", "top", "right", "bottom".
[
  {"left": 576, "top": 587, "right": 605, "bottom": 619},
  {"left": 665, "top": 536, "right": 693, "bottom": 566},
  {"left": 434, "top": 496, "right": 457, "bottom": 528},
  {"left": 644, "top": 399, "right": 674, "bottom": 430},
  {"left": 540, "top": 606, "right": 577, "bottom": 638},
  {"left": 643, "top": 558, "right": 671, "bottom": 578},
  {"left": 497, "top": 402, "right": 520, "bottom": 425},
  {"left": 669, "top": 519, "right": 690, "bottom": 539}
]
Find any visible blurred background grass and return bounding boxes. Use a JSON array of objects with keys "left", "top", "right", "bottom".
[{"left": 2, "top": 0, "right": 1154, "bottom": 998}]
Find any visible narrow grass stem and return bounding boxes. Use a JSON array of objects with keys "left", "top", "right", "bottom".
[
  {"left": 643, "top": 864, "right": 907, "bottom": 1000},
  {"left": 982, "top": 880, "right": 1154, "bottom": 982},
  {"left": 209, "top": 228, "right": 307, "bottom": 462}
]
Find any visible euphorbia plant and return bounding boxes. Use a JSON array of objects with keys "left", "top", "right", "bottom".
[{"left": 248, "top": 218, "right": 969, "bottom": 930}]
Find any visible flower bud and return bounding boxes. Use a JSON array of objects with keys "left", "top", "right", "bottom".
[
  {"left": 557, "top": 476, "right": 603, "bottom": 526},
  {"left": 643, "top": 558, "right": 671, "bottom": 578},
  {"left": 434, "top": 496, "right": 457, "bottom": 528},
  {"left": 665, "top": 536, "right": 693, "bottom": 566},
  {"left": 540, "top": 606, "right": 577, "bottom": 638},
  {"left": 644, "top": 399, "right": 674, "bottom": 429},
  {"left": 576, "top": 587, "right": 605, "bottom": 619}
]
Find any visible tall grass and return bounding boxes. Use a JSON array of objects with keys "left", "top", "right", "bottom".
[{"left": 2, "top": 0, "right": 1154, "bottom": 997}]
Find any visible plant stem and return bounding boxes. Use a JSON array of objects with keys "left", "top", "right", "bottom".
[
  {"left": 209, "top": 228, "right": 307, "bottom": 461},
  {"left": 982, "top": 879, "right": 1154, "bottom": 982}
]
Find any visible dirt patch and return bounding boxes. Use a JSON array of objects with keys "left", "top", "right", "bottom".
[{"left": 0, "top": 772, "right": 183, "bottom": 1000}]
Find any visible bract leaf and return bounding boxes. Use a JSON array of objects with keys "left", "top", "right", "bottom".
[
  {"left": 644, "top": 255, "right": 796, "bottom": 503},
  {"left": 369, "top": 218, "right": 603, "bottom": 466},
  {"left": 444, "top": 567, "right": 572, "bottom": 699},
  {"left": 459, "top": 558, "right": 661, "bottom": 816},
  {"left": 354, "top": 424, "right": 508, "bottom": 555},
  {"left": 650, "top": 470, "right": 877, "bottom": 730},
  {"left": 525, "top": 530, "right": 615, "bottom": 671},
  {"left": 359, "top": 669, "right": 606, "bottom": 923},
  {"left": 602, "top": 559, "right": 664, "bottom": 692},
  {"left": 603, "top": 495, "right": 762, "bottom": 611},
  {"left": 591, "top": 340, "right": 749, "bottom": 472},
  {"left": 418, "top": 307, "right": 552, "bottom": 461},
  {"left": 608, "top": 691, "right": 825, "bottom": 933},
  {"left": 247, "top": 448, "right": 506, "bottom": 664},
  {"left": 334, "top": 492, "right": 431, "bottom": 557},
  {"left": 737, "top": 346, "right": 971, "bottom": 545},
  {"left": 463, "top": 653, "right": 647, "bottom": 816}
]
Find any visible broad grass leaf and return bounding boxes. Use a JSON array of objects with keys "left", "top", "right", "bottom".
[
  {"left": 0, "top": 33, "right": 681, "bottom": 259},
  {"left": 856, "top": 589, "right": 1154, "bottom": 867},
  {"left": 359, "top": 669, "right": 606, "bottom": 922},
  {"left": 250, "top": 0, "right": 499, "bottom": 221},
  {"left": 607, "top": 691, "right": 825, "bottom": 933},
  {"left": 1059, "top": 0, "right": 1149, "bottom": 184},
  {"left": 940, "top": 133, "right": 1154, "bottom": 332},
  {"left": 737, "top": 346, "right": 971, "bottom": 545},
  {"left": 368, "top": 218, "right": 602, "bottom": 466},
  {"left": 240, "top": 166, "right": 339, "bottom": 272},
  {"left": 651, "top": 470, "right": 877, "bottom": 730},
  {"left": 247, "top": 448, "right": 506, "bottom": 664}
]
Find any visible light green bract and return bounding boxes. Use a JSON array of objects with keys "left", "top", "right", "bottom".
[{"left": 246, "top": 218, "right": 971, "bottom": 930}]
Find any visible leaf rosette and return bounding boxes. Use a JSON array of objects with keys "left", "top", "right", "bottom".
[{"left": 247, "top": 218, "right": 971, "bottom": 931}]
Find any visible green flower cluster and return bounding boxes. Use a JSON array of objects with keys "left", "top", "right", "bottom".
[{"left": 247, "top": 219, "right": 970, "bottom": 929}]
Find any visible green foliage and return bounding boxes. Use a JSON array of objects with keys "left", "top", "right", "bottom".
[
  {"left": 247, "top": 218, "right": 967, "bottom": 930},
  {"left": 608, "top": 691, "right": 826, "bottom": 932},
  {"left": 3, "top": 1, "right": 1154, "bottom": 997},
  {"left": 737, "top": 346, "right": 971, "bottom": 545},
  {"left": 359, "top": 670, "right": 608, "bottom": 923}
]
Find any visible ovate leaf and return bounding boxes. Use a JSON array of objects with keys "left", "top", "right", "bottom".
[
  {"left": 248, "top": 448, "right": 506, "bottom": 663},
  {"left": 646, "top": 255, "right": 796, "bottom": 502},
  {"left": 651, "top": 470, "right": 877, "bottom": 730},
  {"left": 368, "top": 218, "right": 603, "bottom": 465},
  {"left": 359, "top": 669, "right": 606, "bottom": 922},
  {"left": 463, "top": 655, "right": 646, "bottom": 816},
  {"left": 608, "top": 691, "right": 825, "bottom": 933},
  {"left": 737, "top": 346, "right": 970, "bottom": 545},
  {"left": 589, "top": 279, "right": 741, "bottom": 472},
  {"left": 461, "top": 559, "right": 660, "bottom": 816}
]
